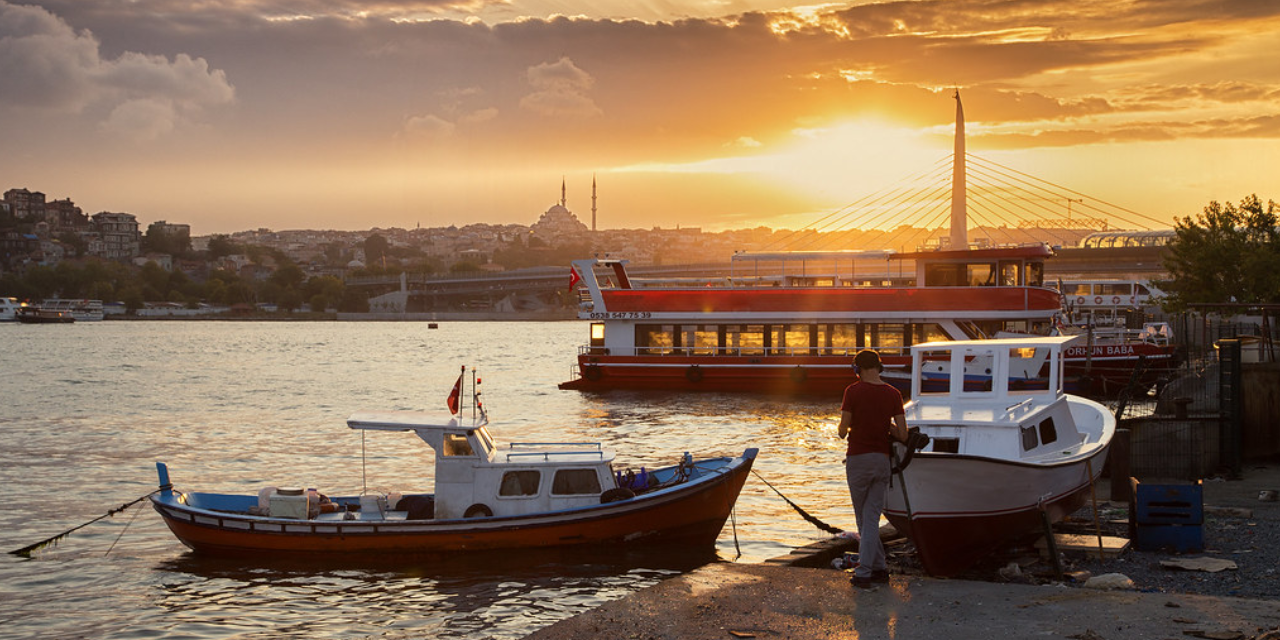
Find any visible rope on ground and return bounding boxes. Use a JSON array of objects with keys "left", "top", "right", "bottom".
[{"left": 750, "top": 470, "right": 844, "bottom": 535}]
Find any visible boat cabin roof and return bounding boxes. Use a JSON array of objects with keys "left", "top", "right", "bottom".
[{"left": 908, "top": 335, "right": 1080, "bottom": 400}]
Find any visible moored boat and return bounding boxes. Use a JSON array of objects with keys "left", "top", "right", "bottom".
[
  {"left": 151, "top": 369, "right": 758, "bottom": 556},
  {"left": 883, "top": 335, "right": 1115, "bottom": 577},
  {"left": 15, "top": 306, "right": 75, "bottom": 324},
  {"left": 1, "top": 297, "right": 29, "bottom": 322},
  {"left": 39, "top": 299, "right": 104, "bottom": 322}
]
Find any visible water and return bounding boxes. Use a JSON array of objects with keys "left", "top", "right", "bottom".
[{"left": 0, "top": 321, "right": 854, "bottom": 639}]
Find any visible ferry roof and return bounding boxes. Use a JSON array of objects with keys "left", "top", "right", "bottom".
[
  {"left": 912, "top": 334, "right": 1082, "bottom": 351},
  {"left": 894, "top": 244, "right": 1053, "bottom": 261}
]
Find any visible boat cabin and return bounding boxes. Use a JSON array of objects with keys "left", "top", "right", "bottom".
[
  {"left": 347, "top": 411, "right": 619, "bottom": 519},
  {"left": 905, "top": 335, "right": 1090, "bottom": 462}
]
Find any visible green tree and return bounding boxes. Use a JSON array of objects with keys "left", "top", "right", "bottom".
[
  {"left": 207, "top": 235, "right": 240, "bottom": 259},
  {"left": 1159, "top": 194, "right": 1280, "bottom": 312}
]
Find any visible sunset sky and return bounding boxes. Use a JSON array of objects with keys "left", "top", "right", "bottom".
[{"left": 2, "top": 0, "right": 1277, "bottom": 235}]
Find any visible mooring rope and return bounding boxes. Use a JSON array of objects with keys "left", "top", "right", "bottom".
[
  {"left": 750, "top": 470, "right": 844, "bottom": 535},
  {"left": 8, "top": 490, "right": 160, "bottom": 557}
]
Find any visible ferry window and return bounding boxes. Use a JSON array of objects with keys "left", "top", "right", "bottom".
[
  {"left": 913, "top": 323, "right": 949, "bottom": 345},
  {"left": 815, "top": 324, "right": 828, "bottom": 355},
  {"left": 1135, "top": 284, "right": 1150, "bottom": 296},
  {"left": 443, "top": 433, "right": 475, "bottom": 457},
  {"left": 636, "top": 325, "right": 674, "bottom": 355},
  {"left": 783, "top": 324, "right": 810, "bottom": 356},
  {"left": 1039, "top": 417, "right": 1058, "bottom": 445},
  {"left": 873, "top": 324, "right": 905, "bottom": 356},
  {"left": 999, "top": 261, "right": 1020, "bottom": 286},
  {"left": 552, "top": 469, "right": 602, "bottom": 495},
  {"left": 685, "top": 325, "right": 718, "bottom": 356},
  {"left": 1026, "top": 262, "right": 1044, "bottom": 287},
  {"left": 1065, "top": 283, "right": 1090, "bottom": 296},
  {"left": 500, "top": 470, "right": 541, "bottom": 496},
  {"left": 967, "top": 263, "right": 995, "bottom": 286},
  {"left": 728, "top": 324, "right": 765, "bottom": 356},
  {"left": 830, "top": 324, "right": 858, "bottom": 355},
  {"left": 589, "top": 322, "right": 605, "bottom": 347},
  {"left": 1021, "top": 425, "right": 1039, "bottom": 451},
  {"left": 924, "top": 264, "right": 963, "bottom": 286},
  {"left": 1099, "top": 283, "right": 1131, "bottom": 296}
]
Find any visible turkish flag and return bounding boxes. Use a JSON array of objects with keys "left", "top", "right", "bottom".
[
  {"left": 568, "top": 267, "right": 581, "bottom": 291},
  {"left": 446, "top": 372, "right": 463, "bottom": 414}
]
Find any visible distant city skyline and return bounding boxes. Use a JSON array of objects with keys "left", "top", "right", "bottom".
[{"left": 1, "top": 1, "right": 1277, "bottom": 235}]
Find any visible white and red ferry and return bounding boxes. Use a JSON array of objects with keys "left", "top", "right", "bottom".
[{"left": 558, "top": 246, "right": 1179, "bottom": 397}]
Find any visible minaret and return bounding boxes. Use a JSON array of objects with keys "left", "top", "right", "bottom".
[
  {"left": 560, "top": 176, "right": 566, "bottom": 208},
  {"left": 950, "top": 90, "right": 968, "bottom": 251},
  {"left": 591, "top": 174, "right": 597, "bottom": 232}
]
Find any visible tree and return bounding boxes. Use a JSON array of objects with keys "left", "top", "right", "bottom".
[
  {"left": 207, "top": 235, "right": 239, "bottom": 259},
  {"left": 1159, "top": 194, "right": 1280, "bottom": 312}
]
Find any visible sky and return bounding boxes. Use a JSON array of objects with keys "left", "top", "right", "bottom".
[{"left": 1, "top": 0, "right": 1278, "bottom": 235}]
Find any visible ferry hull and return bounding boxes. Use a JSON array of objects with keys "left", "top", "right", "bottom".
[{"left": 151, "top": 451, "right": 756, "bottom": 557}]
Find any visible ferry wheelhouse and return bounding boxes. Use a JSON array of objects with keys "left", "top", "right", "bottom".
[{"left": 559, "top": 245, "right": 1068, "bottom": 397}]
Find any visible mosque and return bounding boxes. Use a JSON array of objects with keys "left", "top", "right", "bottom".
[{"left": 530, "top": 177, "right": 594, "bottom": 240}]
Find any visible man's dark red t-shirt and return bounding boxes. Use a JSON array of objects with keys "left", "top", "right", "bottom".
[{"left": 841, "top": 381, "right": 905, "bottom": 457}]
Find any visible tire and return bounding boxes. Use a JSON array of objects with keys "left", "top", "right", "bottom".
[
  {"left": 463, "top": 504, "right": 493, "bottom": 518},
  {"left": 600, "top": 487, "right": 636, "bottom": 503},
  {"left": 582, "top": 365, "right": 603, "bottom": 381}
]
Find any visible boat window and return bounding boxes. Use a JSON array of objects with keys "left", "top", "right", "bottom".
[
  {"left": 872, "top": 324, "right": 905, "bottom": 356},
  {"left": 635, "top": 325, "right": 675, "bottom": 355},
  {"left": 500, "top": 470, "right": 541, "bottom": 496},
  {"left": 830, "top": 324, "right": 858, "bottom": 355},
  {"left": 1039, "top": 417, "right": 1058, "bottom": 445},
  {"left": 782, "top": 324, "right": 810, "bottom": 356},
  {"left": 726, "top": 324, "right": 765, "bottom": 356},
  {"left": 1021, "top": 425, "right": 1039, "bottom": 451},
  {"left": 1064, "top": 283, "right": 1091, "bottom": 296},
  {"left": 1026, "top": 262, "right": 1044, "bottom": 287},
  {"left": 1135, "top": 283, "right": 1150, "bottom": 296},
  {"left": 967, "top": 263, "right": 996, "bottom": 286},
  {"left": 589, "top": 322, "right": 605, "bottom": 347},
  {"left": 932, "top": 437, "right": 959, "bottom": 454},
  {"left": 999, "top": 261, "right": 1020, "bottom": 286},
  {"left": 913, "top": 323, "right": 949, "bottom": 345},
  {"left": 552, "top": 469, "right": 602, "bottom": 496},
  {"left": 924, "top": 263, "right": 963, "bottom": 286},
  {"left": 684, "top": 325, "right": 718, "bottom": 355},
  {"left": 443, "top": 433, "right": 475, "bottom": 457}
]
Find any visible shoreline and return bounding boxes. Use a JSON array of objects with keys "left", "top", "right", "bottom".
[{"left": 100, "top": 310, "right": 579, "bottom": 322}]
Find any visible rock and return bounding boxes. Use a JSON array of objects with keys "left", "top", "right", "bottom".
[
  {"left": 1159, "top": 557, "right": 1238, "bottom": 573},
  {"left": 1083, "top": 573, "right": 1135, "bottom": 590}
]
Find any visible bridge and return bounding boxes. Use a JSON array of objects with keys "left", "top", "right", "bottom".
[{"left": 344, "top": 245, "right": 1170, "bottom": 314}]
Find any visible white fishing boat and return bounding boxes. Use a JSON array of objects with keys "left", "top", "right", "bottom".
[{"left": 883, "top": 335, "right": 1115, "bottom": 576}]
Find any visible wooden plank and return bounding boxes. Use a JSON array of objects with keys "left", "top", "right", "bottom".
[{"left": 1035, "top": 533, "right": 1130, "bottom": 558}]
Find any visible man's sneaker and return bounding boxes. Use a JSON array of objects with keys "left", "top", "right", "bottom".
[
  {"left": 849, "top": 575, "right": 875, "bottom": 589},
  {"left": 870, "top": 569, "right": 891, "bottom": 583}
]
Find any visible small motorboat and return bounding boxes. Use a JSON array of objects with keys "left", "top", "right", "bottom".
[
  {"left": 884, "top": 335, "right": 1115, "bottom": 577},
  {"left": 151, "top": 369, "right": 758, "bottom": 557}
]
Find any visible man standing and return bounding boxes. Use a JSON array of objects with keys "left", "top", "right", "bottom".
[{"left": 838, "top": 349, "right": 909, "bottom": 588}]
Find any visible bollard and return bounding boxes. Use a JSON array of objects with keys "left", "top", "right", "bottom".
[{"left": 1109, "top": 429, "right": 1132, "bottom": 503}]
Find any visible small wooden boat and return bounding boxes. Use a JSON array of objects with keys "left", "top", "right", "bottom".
[
  {"left": 151, "top": 369, "right": 758, "bottom": 557},
  {"left": 883, "top": 335, "right": 1115, "bottom": 577}
]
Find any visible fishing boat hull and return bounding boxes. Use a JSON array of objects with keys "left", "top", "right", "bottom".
[
  {"left": 151, "top": 449, "right": 757, "bottom": 556},
  {"left": 883, "top": 445, "right": 1108, "bottom": 577}
]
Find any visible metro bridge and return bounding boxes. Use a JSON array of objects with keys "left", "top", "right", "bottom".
[{"left": 343, "top": 245, "right": 1169, "bottom": 314}]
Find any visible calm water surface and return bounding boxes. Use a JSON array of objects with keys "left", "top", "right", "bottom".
[{"left": 0, "top": 321, "right": 853, "bottom": 639}]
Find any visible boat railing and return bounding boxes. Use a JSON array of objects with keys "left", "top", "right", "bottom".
[
  {"left": 576, "top": 344, "right": 908, "bottom": 358},
  {"left": 504, "top": 441, "right": 606, "bottom": 462}
]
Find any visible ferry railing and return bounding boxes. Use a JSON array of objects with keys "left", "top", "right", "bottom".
[{"left": 574, "top": 344, "right": 907, "bottom": 358}]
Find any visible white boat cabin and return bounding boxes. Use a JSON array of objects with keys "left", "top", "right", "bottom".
[
  {"left": 905, "top": 335, "right": 1095, "bottom": 463},
  {"left": 346, "top": 411, "right": 619, "bottom": 519}
]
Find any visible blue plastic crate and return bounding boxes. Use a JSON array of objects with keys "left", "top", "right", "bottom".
[
  {"left": 1131, "top": 479, "right": 1203, "bottom": 525},
  {"left": 1133, "top": 523, "right": 1204, "bottom": 553}
]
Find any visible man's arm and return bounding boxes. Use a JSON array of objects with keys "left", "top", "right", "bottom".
[
  {"left": 838, "top": 411, "right": 852, "bottom": 440},
  {"left": 890, "top": 413, "right": 908, "bottom": 444}
]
